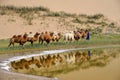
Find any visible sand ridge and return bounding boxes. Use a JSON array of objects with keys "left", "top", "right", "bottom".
[{"left": 0, "top": 0, "right": 120, "bottom": 22}]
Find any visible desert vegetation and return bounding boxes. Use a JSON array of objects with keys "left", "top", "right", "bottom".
[{"left": 0, "top": 6, "right": 119, "bottom": 35}]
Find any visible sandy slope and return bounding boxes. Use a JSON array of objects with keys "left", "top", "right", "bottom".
[
  {"left": 0, "top": 0, "right": 120, "bottom": 22},
  {"left": 0, "top": 0, "right": 120, "bottom": 39}
]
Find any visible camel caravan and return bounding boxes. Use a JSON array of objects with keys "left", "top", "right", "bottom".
[{"left": 8, "top": 29, "right": 90, "bottom": 48}]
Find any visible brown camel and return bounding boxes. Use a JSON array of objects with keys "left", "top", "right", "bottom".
[
  {"left": 27, "top": 32, "right": 40, "bottom": 46},
  {"left": 74, "top": 29, "right": 88, "bottom": 40},
  {"left": 74, "top": 31, "right": 82, "bottom": 41},
  {"left": 39, "top": 31, "right": 54, "bottom": 45},
  {"left": 8, "top": 33, "right": 28, "bottom": 48},
  {"left": 52, "top": 32, "right": 62, "bottom": 42}
]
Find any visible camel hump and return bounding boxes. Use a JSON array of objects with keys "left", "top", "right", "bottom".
[
  {"left": 36, "top": 32, "right": 40, "bottom": 34},
  {"left": 12, "top": 35, "right": 17, "bottom": 38},
  {"left": 45, "top": 31, "right": 48, "bottom": 34},
  {"left": 50, "top": 32, "right": 54, "bottom": 36},
  {"left": 17, "top": 35, "right": 22, "bottom": 37},
  {"left": 34, "top": 32, "right": 40, "bottom": 37}
]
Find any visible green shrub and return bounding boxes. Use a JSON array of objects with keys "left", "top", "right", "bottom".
[
  {"left": 92, "top": 27, "right": 102, "bottom": 34},
  {"left": 86, "top": 20, "right": 95, "bottom": 24},
  {"left": 0, "top": 10, "right": 6, "bottom": 15},
  {"left": 0, "top": 6, "right": 50, "bottom": 13},
  {"left": 52, "top": 12, "right": 60, "bottom": 16},
  {"left": 47, "top": 12, "right": 61, "bottom": 17},
  {"left": 78, "top": 14, "right": 87, "bottom": 18},
  {"left": 97, "top": 21, "right": 108, "bottom": 26},
  {"left": 87, "top": 14, "right": 104, "bottom": 19},
  {"left": 72, "top": 18, "right": 82, "bottom": 23},
  {"left": 109, "top": 22, "right": 115, "bottom": 28}
]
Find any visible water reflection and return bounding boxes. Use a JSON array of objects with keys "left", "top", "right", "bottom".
[{"left": 9, "top": 48, "right": 120, "bottom": 77}]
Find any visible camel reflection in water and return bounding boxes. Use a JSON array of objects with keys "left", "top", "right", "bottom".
[
  {"left": 10, "top": 50, "right": 91, "bottom": 71},
  {"left": 75, "top": 50, "right": 91, "bottom": 63},
  {"left": 9, "top": 48, "right": 120, "bottom": 77}
]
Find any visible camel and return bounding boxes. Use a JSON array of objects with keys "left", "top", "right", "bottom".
[
  {"left": 63, "top": 31, "right": 74, "bottom": 42},
  {"left": 39, "top": 31, "right": 54, "bottom": 45},
  {"left": 27, "top": 32, "right": 40, "bottom": 46},
  {"left": 81, "top": 30, "right": 88, "bottom": 39},
  {"left": 74, "top": 29, "right": 88, "bottom": 40},
  {"left": 74, "top": 31, "right": 83, "bottom": 41},
  {"left": 52, "top": 32, "right": 62, "bottom": 42},
  {"left": 8, "top": 33, "right": 28, "bottom": 48}
]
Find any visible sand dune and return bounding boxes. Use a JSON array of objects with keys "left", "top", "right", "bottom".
[
  {"left": 0, "top": 0, "right": 120, "bottom": 22},
  {"left": 0, "top": 0, "right": 120, "bottom": 39}
]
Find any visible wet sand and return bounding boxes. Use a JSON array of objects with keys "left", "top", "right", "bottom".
[
  {"left": 0, "top": 69, "right": 56, "bottom": 80},
  {"left": 57, "top": 56, "right": 120, "bottom": 80}
]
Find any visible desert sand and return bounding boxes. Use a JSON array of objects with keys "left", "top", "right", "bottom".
[
  {"left": 0, "top": 0, "right": 120, "bottom": 22},
  {"left": 0, "top": 0, "right": 120, "bottom": 39}
]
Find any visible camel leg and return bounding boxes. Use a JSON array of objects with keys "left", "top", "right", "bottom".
[
  {"left": 8, "top": 42, "right": 12, "bottom": 47},
  {"left": 12, "top": 43, "right": 14, "bottom": 47},
  {"left": 39, "top": 40, "right": 43, "bottom": 44},
  {"left": 39, "top": 40, "right": 41, "bottom": 44},
  {"left": 46, "top": 40, "right": 50, "bottom": 46},
  {"left": 31, "top": 41, "right": 33, "bottom": 46},
  {"left": 56, "top": 39, "right": 59, "bottom": 42},
  {"left": 21, "top": 43, "right": 25, "bottom": 49},
  {"left": 41, "top": 40, "right": 44, "bottom": 44},
  {"left": 19, "top": 42, "right": 23, "bottom": 48},
  {"left": 22, "top": 45, "right": 24, "bottom": 49},
  {"left": 8, "top": 42, "right": 14, "bottom": 47}
]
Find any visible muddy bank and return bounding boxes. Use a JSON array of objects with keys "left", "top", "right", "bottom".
[{"left": 0, "top": 69, "right": 57, "bottom": 80}]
